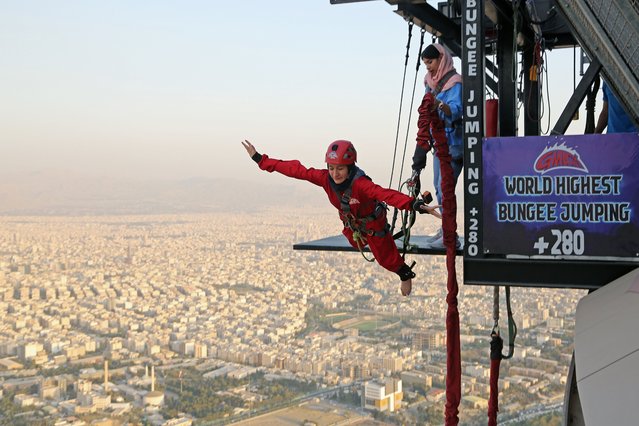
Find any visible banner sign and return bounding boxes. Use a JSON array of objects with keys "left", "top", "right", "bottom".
[{"left": 483, "top": 133, "right": 639, "bottom": 259}]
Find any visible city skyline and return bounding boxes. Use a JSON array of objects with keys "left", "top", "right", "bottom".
[{"left": 0, "top": 209, "right": 584, "bottom": 424}]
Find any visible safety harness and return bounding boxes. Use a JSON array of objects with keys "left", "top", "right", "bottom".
[
  {"left": 333, "top": 170, "right": 388, "bottom": 262},
  {"left": 429, "top": 69, "right": 457, "bottom": 96}
]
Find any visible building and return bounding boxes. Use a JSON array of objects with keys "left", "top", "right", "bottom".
[
  {"left": 363, "top": 378, "right": 403, "bottom": 412},
  {"left": 18, "top": 342, "right": 43, "bottom": 362},
  {"left": 194, "top": 343, "right": 207, "bottom": 359},
  {"left": 144, "top": 365, "right": 164, "bottom": 407},
  {"left": 412, "top": 331, "right": 445, "bottom": 351},
  {"left": 401, "top": 370, "right": 433, "bottom": 389}
]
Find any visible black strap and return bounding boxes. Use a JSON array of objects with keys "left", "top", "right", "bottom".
[
  {"left": 397, "top": 261, "right": 417, "bottom": 281},
  {"left": 490, "top": 332, "right": 504, "bottom": 360},
  {"left": 343, "top": 202, "right": 388, "bottom": 235},
  {"left": 430, "top": 69, "right": 462, "bottom": 129},
  {"left": 429, "top": 69, "right": 462, "bottom": 131},
  {"left": 432, "top": 69, "right": 457, "bottom": 96},
  {"left": 338, "top": 171, "right": 366, "bottom": 216},
  {"left": 335, "top": 172, "right": 387, "bottom": 235}
]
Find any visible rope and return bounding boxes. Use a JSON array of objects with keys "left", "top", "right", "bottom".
[
  {"left": 487, "top": 286, "right": 518, "bottom": 425},
  {"left": 352, "top": 230, "right": 375, "bottom": 263},
  {"left": 490, "top": 285, "right": 517, "bottom": 359},
  {"left": 488, "top": 332, "right": 503, "bottom": 426},
  {"left": 488, "top": 286, "right": 502, "bottom": 426},
  {"left": 390, "top": 27, "right": 425, "bottom": 238},
  {"left": 503, "top": 286, "right": 517, "bottom": 359},
  {"left": 541, "top": 48, "right": 551, "bottom": 134},
  {"left": 492, "top": 286, "right": 500, "bottom": 334},
  {"left": 396, "top": 28, "right": 426, "bottom": 188},
  {"left": 417, "top": 92, "right": 461, "bottom": 425},
  {"left": 396, "top": 177, "right": 421, "bottom": 257},
  {"left": 388, "top": 21, "right": 414, "bottom": 188},
  {"left": 526, "top": 37, "right": 552, "bottom": 134}
]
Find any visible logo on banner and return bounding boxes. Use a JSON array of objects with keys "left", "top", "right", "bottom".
[{"left": 533, "top": 142, "right": 589, "bottom": 174}]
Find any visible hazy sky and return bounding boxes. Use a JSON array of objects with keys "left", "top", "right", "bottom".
[{"left": 1, "top": 1, "right": 591, "bottom": 185}]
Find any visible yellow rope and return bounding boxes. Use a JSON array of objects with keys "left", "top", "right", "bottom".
[
  {"left": 352, "top": 230, "right": 375, "bottom": 263},
  {"left": 399, "top": 178, "right": 420, "bottom": 253}
]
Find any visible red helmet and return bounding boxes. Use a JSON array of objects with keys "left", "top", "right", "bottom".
[{"left": 325, "top": 140, "right": 357, "bottom": 165}]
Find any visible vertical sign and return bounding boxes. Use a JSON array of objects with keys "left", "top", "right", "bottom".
[{"left": 463, "top": 0, "right": 485, "bottom": 257}]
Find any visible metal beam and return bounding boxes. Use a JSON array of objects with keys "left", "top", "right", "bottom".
[
  {"left": 394, "top": 2, "right": 499, "bottom": 94},
  {"left": 497, "top": 9, "right": 517, "bottom": 136},
  {"left": 465, "top": 258, "right": 637, "bottom": 289},
  {"left": 551, "top": 59, "right": 601, "bottom": 135},
  {"left": 396, "top": 2, "right": 460, "bottom": 41},
  {"left": 293, "top": 234, "right": 463, "bottom": 255},
  {"left": 554, "top": 0, "right": 639, "bottom": 126}
]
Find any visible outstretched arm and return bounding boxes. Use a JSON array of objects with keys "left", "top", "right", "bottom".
[
  {"left": 358, "top": 179, "right": 442, "bottom": 219},
  {"left": 241, "top": 139, "right": 326, "bottom": 187}
]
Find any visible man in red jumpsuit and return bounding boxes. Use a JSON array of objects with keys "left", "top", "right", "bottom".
[{"left": 242, "top": 139, "right": 440, "bottom": 296}]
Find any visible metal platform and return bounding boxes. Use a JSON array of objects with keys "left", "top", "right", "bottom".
[{"left": 293, "top": 234, "right": 464, "bottom": 256}]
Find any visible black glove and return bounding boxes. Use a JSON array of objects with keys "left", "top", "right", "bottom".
[
  {"left": 412, "top": 199, "right": 429, "bottom": 214},
  {"left": 411, "top": 144, "right": 428, "bottom": 171}
]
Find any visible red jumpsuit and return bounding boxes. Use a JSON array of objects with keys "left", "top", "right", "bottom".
[{"left": 258, "top": 155, "right": 416, "bottom": 275}]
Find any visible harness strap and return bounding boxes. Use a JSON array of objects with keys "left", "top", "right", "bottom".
[
  {"left": 432, "top": 69, "right": 457, "bottom": 96},
  {"left": 342, "top": 203, "right": 388, "bottom": 237},
  {"left": 429, "top": 69, "right": 462, "bottom": 131},
  {"left": 503, "top": 286, "right": 517, "bottom": 359},
  {"left": 337, "top": 171, "right": 388, "bottom": 238}
]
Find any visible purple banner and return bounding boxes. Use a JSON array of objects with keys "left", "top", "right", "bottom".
[{"left": 483, "top": 133, "right": 639, "bottom": 259}]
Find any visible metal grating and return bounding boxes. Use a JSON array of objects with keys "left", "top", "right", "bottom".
[
  {"left": 555, "top": 0, "right": 639, "bottom": 122},
  {"left": 587, "top": 0, "right": 639, "bottom": 72},
  {"left": 293, "top": 234, "right": 464, "bottom": 256}
]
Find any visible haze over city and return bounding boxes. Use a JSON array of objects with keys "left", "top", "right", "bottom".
[{"left": 3, "top": 1, "right": 592, "bottom": 198}]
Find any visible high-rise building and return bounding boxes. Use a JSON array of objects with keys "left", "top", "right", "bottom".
[
  {"left": 363, "top": 378, "right": 403, "bottom": 412},
  {"left": 194, "top": 343, "right": 208, "bottom": 359},
  {"left": 412, "top": 330, "right": 445, "bottom": 351}
]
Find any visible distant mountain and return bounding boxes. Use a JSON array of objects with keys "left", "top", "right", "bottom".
[{"left": 0, "top": 171, "right": 324, "bottom": 215}]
